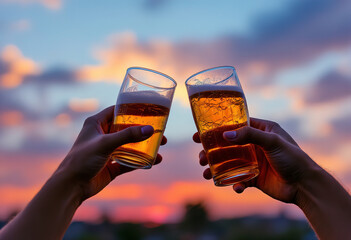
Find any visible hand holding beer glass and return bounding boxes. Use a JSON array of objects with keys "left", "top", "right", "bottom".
[
  {"left": 186, "top": 66, "right": 259, "bottom": 186},
  {"left": 109, "top": 67, "right": 176, "bottom": 169}
]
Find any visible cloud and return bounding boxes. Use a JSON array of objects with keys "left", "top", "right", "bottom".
[
  {"left": 0, "top": 45, "right": 39, "bottom": 88},
  {"left": 113, "top": 204, "right": 173, "bottom": 223},
  {"left": 0, "top": 110, "right": 24, "bottom": 127},
  {"left": 304, "top": 71, "right": 351, "bottom": 105},
  {"left": 0, "top": 90, "right": 83, "bottom": 155},
  {"left": 0, "top": 46, "right": 93, "bottom": 156},
  {"left": 78, "top": 0, "right": 350, "bottom": 106},
  {"left": 17, "top": 134, "right": 71, "bottom": 154},
  {"left": 0, "top": 184, "right": 40, "bottom": 206},
  {"left": 278, "top": 117, "right": 303, "bottom": 139},
  {"left": 54, "top": 113, "right": 71, "bottom": 127},
  {"left": 0, "top": 0, "right": 62, "bottom": 10},
  {"left": 113, "top": 140, "right": 204, "bottom": 187},
  {"left": 68, "top": 98, "right": 100, "bottom": 113},
  {"left": 0, "top": 88, "right": 40, "bottom": 123},
  {"left": 95, "top": 184, "right": 143, "bottom": 201},
  {"left": 0, "top": 46, "right": 79, "bottom": 90},
  {"left": 247, "top": 0, "right": 351, "bottom": 69},
  {"left": 90, "top": 180, "right": 283, "bottom": 223},
  {"left": 331, "top": 114, "right": 351, "bottom": 140},
  {"left": 0, "top": 0, "right": 350, "bottom": 223},
  {"left": 24, "top": 67, "right": 77, "bottom": 85},
  {"left": 77, "top": 32, "right": 177, "bottom": 83},
  {"left": 0, "top": 153, "right": 62, "bottom": 186},
  {"left": 0, "top": 45, "right": 88, "bottom": 151}
]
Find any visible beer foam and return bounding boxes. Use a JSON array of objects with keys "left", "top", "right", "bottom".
[
  {"left": 187, "top": 84, "right": 243, "bottom": 96},
  {"left": 117, "top": 91, "right": 171, "bottom": 108}
]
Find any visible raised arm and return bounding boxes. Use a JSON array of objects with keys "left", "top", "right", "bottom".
[
  {"left": 0, "top": 106, "right": 166, "bottom": 240},
  {"left": 194, "top": 118, "right": 351, "bottom": 240}
]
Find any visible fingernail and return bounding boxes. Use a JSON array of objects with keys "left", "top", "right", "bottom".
[
  {"left": 223, "top": 131, "right": 237, "bottom": 140},
  {"left": 141, "top": 125, "right": 154, "bottom": 136}
]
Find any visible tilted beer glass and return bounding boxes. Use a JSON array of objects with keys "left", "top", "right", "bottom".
[
  {"left": 186, "top": 66, "right": 259, "bottom": 186},
  {"left": 110, "top": 67, "right": 177, "bottom": 169}
]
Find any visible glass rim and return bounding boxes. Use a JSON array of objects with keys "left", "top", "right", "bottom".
[
  {"left": 185, "top": 66, "right": 236, "bottom": 86},
  {"left": 127, "top": 67, "right": 177, "bottom": 90}
]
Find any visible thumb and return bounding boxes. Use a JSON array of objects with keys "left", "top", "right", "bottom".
[
  {"left": 223, "top": 126, "right": 283, "bottom": 152},
  {"left": 99, "top": 125, "right": 154, "bottom": 154}
]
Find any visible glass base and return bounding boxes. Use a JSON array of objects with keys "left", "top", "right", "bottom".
[
  {"left": 213, "top": 166, "right": 259, "bottom": 186},
  {"left": 110, "top": 151, "right": 153, "bottom": 169}
]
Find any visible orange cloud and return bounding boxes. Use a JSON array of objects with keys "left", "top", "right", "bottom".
[
  {"left": 300, "top": 142, "right": 349, "bottom": 175},
  {"left": 0, "top": 0, "right": 61, "bottom": 10},
  {"left": 77, "top": 32, "right": 200, "bottom": 106},
  {"left": 0, "top": 45, "right": 39, "bottom": 88},
  {"left": 74, "top": 204, "right": 101, "bottom": 222},
  {"left": 90, "top": 181, "right": 283, "bottom": 222},
  {"left": 0, "top": 111, "right": 24, "bottom": 126},
  {"left": 0, "top": 185, "right": 40, "bottom": 206},
  {"left": 113, "top": 205, "right": 174, "bottom": 223},
  {"left": 94, "top": 184, "right": 142, "bottom": 201},
  {"left": 55, "top": 113, "right": 72, "bottom": 127},
  {"left": 69, "top": 98, "right": 99, "bottom": 112},
  {"left": 0, "top": 153, "right": 63, "bottom": 183},
  {"left": 161, "top": 181, "right": 273, "bottom": 208},
  {"left": 77, "top": 32, "right": 174, "bottom": 83}
]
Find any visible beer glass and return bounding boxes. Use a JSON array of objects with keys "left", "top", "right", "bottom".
[
  {"left": 185, "top": 66, "right": 259, "bottom": 186},
  {"left": 110, "top": 67, "right": 177, "bottom": 169}
]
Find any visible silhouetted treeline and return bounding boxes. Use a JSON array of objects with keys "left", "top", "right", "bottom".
[{"left": 0, "top": 202, "right": 317, "bottom": 240}]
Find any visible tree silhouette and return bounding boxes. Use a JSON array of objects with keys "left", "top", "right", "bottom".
[{"left": 180, "top": 201, "right": 209, "bottom": 233}]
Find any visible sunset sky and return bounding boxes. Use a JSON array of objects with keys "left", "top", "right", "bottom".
[{"left": 0, "top": 0, "right": 351, "bottom": 223}]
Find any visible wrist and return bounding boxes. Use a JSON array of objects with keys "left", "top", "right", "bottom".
[
  {"left": 291, "top": 152, "right": 323, "bottom": 206},
  {"left": 50, "top": 167, "right": 85, "bottom": 207},
  {"left": 294, "top": 164, "right": 325, "bottom": 207},
  {"left": 293, "top": 158, "right": 351, "bottom": 239}
]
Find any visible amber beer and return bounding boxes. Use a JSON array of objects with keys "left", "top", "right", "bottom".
[
  {"left": 110, "top": 91, "right": 171, "bottom": 169},
  {"left": 188, "top": 85, "right": 259, "bottom": 186}
]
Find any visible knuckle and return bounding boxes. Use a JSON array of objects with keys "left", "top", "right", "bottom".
[
  {"left": 269, "top": 121, "right": 281, "bottom": 131},
  {"left": 267, "top": 133, "right": 282, "bottom": 149},
  {"left": 239, "top": 126, "right": 251, "bottom": 141},
  {"left": 96, "top": 135, "right": 107, "bottom": 147},
  {"left": 127, "top": 127, "right": 136, "bottom": 137},
  {"left": 124, "top": 127, "right": 139, "bottom": 142},
  {"left": 83, "top": 116, "right": 96, "bottom": 126}
]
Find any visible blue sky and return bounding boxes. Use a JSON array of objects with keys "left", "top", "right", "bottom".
[{"left": 1, "top": 0, "right": 293, "bottom": 66}]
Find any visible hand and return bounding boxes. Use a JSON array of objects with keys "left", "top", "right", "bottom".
[
  {"left": 56, "top": 106, "right": 167, "bottom": 202},
  {"left": 193, "top": 118, "right": 318, "bottom": 204}
]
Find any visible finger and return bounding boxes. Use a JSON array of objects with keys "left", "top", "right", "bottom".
[
  {"left": 250, "top": 118, "right": 298, "bottom": 146},
  {"left": 107, "top": 153, "right": 162, "bottom": 181},
  {"left": 161, "top": 136, "right": 167, "bottom": 145},
  {"left": 249, "top": 117, "right": 276, "bottom": 131},
  {"left": 193, "top": 132, "right": 201, "bottom": 143},
  {"left": 99, "top": 125, "right": 154, "bottom": 154},
  {"left": 203, "top": 168, "right": 212, "bottom": 180},
  {"left": 233, "top": 183, "right": 246, "bottom": 193},
  {"left": 107, "top": 160, "right": 133, "bottom": 181},
  {"left": 154, "top": 154, "right": 162, "bottom": 165},
  {"left": 88, "top": 106, "right": 115, "bottom": 124},
  {"left": 82, "top": 106, "right": 115, "bottom": 134},
  {"left": 223, "top": 126, "right": 283, "bottom": 152},
  {"left": 199, "top": 150, "right": 208, "bottom": 166}
]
